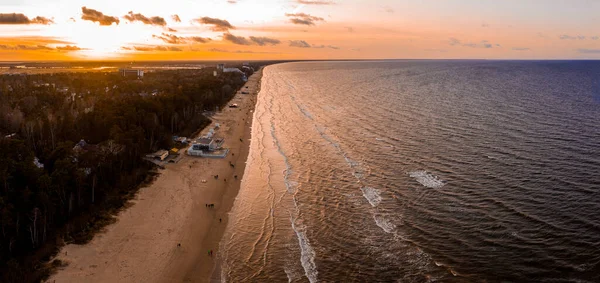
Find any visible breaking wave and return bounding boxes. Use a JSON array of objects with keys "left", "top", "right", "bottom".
[
  {"left": 373, "top": 214, "right": 396, "bottom": 234},
  {"left": 290, "top": 216, "right": 318, "bottom": 283},
  {"left": 409, "top": 171, "right": 446, "bottom": 188},
  {"left": 361, "top": 187, "right": 382, "bottom": 207}
]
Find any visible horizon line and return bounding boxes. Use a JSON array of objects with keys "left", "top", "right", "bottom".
[{"left": 2, "top": 58, "right": 600, "bottom": 64}]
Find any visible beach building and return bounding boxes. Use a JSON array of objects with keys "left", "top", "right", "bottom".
[
  {"left": 216, "top": 64, "right": 247, "bottom": 81},
  {"left": 119, "top": 68, "right": 144, "bottom": 79},
  {"left": 192, "top": 138, "right": 217, "bottom": 151},
  {"left": 173, "top": 136, "right": 188, "bottom": 144},
  {"left": 223, "top": 67, "right": 243, "bottom": 73},
  {"left": 187, "top": 137, "right": 227, "bottom": 158},
  {"left": 146, "top": 150, "right": 169, "bottom": 161}
]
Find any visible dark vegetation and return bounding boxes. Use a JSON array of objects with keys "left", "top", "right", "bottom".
[{"left": 0, "top": 64, "right": 258, "bottom": 282}]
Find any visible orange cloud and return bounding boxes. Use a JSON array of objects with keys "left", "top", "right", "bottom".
[
  {"left": 285, "top": 13, "right": 324, "bottom": 26},
  {"left": 126, "top": 45, "right": 183, "bottom": 52},
  {"left": 0, "top": 13, "right": 53, "bottom": 25},
  {"left": 208, "top": 48, "right": 280, "bottom": 54},
  {"left": 152, "top": 33, "right": 211, "bottom": 44},
  {"left": 0, "top": 45, "right": 52, "bottom": 50},
  {"left": 194, "top": 17, "right": 235, "bottom": 31},
  {"left": 289, "top": 40, "right": 311, "bottom": 48},
  {"left": 0, "top": 44, "right": 83, "bottom": 52},
  {"left": 222, "top": 33, "right": 251, "bottom": 45},
  {"left": 56, "top": 45, "right": 84, "bottom": 51},
  {"left": 221, "top": 34, "right": 281, "bottom": 46},
  {"left": 249, "top": 36, "right": 281, "bottom": 46},
  {"left": 297, "top": 0, "right": 335, "bottom": 4},
  {"left": 124, "top": 11, "right": 166, "bottom": 26},
  {"left": 81, "top": 7, "right": 120, "bottom": 26}
]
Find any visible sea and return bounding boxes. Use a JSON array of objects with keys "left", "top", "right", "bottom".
[{"left": 219, "top": 61, "right": 600, "bottom": 282}]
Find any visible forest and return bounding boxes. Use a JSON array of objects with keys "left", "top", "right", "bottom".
[{"left": 0, "top": 65, "right": 254, "bottom": 281}]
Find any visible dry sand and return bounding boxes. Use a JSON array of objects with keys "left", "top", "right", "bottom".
[{"left": 48, "top": 69, "right": 262, "bottom": 283}]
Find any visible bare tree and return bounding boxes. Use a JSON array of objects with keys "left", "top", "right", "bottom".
[
  {"left": 171, "top": 112, "right": 179, "bottom": 133},
  {"left": 28, "top": 208, "right": 39, "bottom": 248},
  {"left": 24, "top": 121, "right": 36, "bottom": 151},
  {"left": 47, "top": 112, "right": 57, "bottom": 150},
  {"left": 92, "top": 174, "right": 97, "bottom": 204}
]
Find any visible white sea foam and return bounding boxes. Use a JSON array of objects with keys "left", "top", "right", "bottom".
[
  {"left": 361, "top": 187, "right": 382, "bottom": 207},
  {"left": 298, "top": 106, "right": 314, "bottom": 120},
  {"left": 290, "top": 219, "right": 318, "bottom": 283},
  {"left": 314, "top": 124, "right": 368, "bottom": 184},
  {"left": 290, "top": 94, "right": 314, "bottom": 120},
  {"left": 270, "top": 124, "right": 296, "bottom": 193},
  {"left": 284, "top": 264, "right": 300, "bottom": 283},
  {"left": 352, "top": 172, "right": 364, "bottom": 179},
  {"left": 409, "top": 170, "right": 446, "bottom": 188},
  {"left": 373, "top": 215, "right": 396, "bottom": 233}
]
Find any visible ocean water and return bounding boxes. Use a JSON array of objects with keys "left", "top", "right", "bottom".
[{"left": 220, "top": 61, "right": 600, "bottom": 282}]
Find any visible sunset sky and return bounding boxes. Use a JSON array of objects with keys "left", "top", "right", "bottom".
[{"left": 2, "top": 0, "right": 600, "bottom": 61}]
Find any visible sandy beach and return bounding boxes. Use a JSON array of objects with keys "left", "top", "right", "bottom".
[{"left": 48, "top": 69, "right": 262, "bottom": 283}]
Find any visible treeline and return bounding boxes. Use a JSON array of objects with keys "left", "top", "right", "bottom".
[{"left": 0, "top": 66, "right": 254, "bottom": 282}]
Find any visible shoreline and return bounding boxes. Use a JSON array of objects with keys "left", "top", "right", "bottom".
[
  {"left": 207, "top": 68, "right": 263, "bottom": 282},
  {"left": 48, "top": 68, "right": 263, "bottom": 283}
]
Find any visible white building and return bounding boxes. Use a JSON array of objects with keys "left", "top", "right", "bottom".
[
  {"left": 187, "top": 138, "right": 227, "bottom": 158},
  {"left": 119, "top": 69, "right": 144, "bottom": 78},
  {"left": 190, "top": 138, "right": 217, "bottom": 152},
  {"left": 223, "top": 67, "right": 242, "bottom": 73}
]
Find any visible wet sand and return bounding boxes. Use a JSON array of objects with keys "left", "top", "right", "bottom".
[{"left": 48, "top": 69, "right": 262, "bottom": 283}]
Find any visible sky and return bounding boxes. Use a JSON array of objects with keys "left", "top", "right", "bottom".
[{"left": 1, "top": 0, "right": 600, "bottom": 61}]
